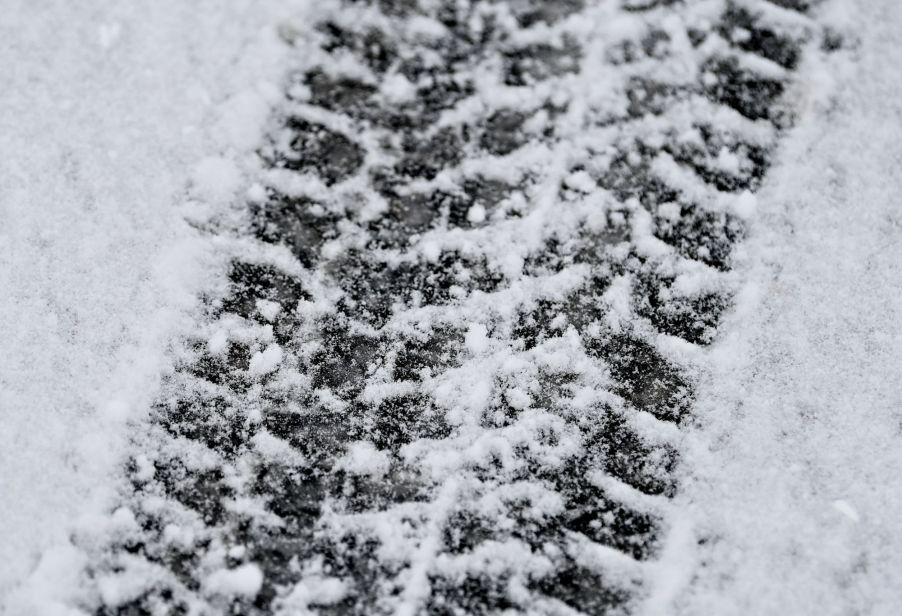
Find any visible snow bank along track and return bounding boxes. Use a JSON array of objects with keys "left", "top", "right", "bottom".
[{"left": 83, "top": 1, "right": 837, "bottom": 614}]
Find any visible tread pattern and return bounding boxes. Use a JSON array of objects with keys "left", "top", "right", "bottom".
[{"left": 80, "top": 1, "right": 835, "bottom": 615}]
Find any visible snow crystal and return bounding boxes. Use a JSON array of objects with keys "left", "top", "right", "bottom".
[
  {"left": 252, "top": 430, "right": 305, "bottom": 464},
  {"left": 256, "top": 299, "right": 283, "bottom": 322},
  {"left": 248, "top": 344, "right": 284, "bottom": 376},
  {"left": 97, "top": 571, "right": 149, "bottom": 608},
  {"left": 162, "top": 524, "right": 195, "bottom": 549},
  {"left": 277, "top": 576, "right": 348, "bottom": 614},
  {"left": 505, "top": 387, "right": 531, "bottom": 411},
  {"left": 109, "top": 507, "right": 138, "bottom": 534},
  {"left": 340, "top": 441, "right": 391, "bottom": 479},
  {"left": 420, "top": 240, "right": 442, "bottom": 262},
  {"left": 207, "top": 330, "right": 229, "bottom": 355},
  {"left": 464, "top": 323, "right": 490, "bottom": 355},
  {"left": 380, "top": 72, "right": 417, "bottom": 103},
  {"left": 405, "top": 15, "right": 448, "bottom": 40},
  {"left": 602, "top": 275, "right": 633, "bottom": 332},
  {"left": 466, "top": 203, "right": 487, "bottom": 224},
  {"left": 132, "top": 455, "right": 155, "bottom": 484},
  {"left": 564, "top": 170, "right": 596, "bottom": 193},
  {"left": 714, "top": 147, "right": 742, "bottom": 175},
  {"left": 204, "top": 563, "right": 264, "bottom": 598},
  {"left": 247, "top": 182, "right": 268, "bottom": 203}
]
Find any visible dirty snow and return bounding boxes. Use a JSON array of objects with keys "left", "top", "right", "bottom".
[
  {"left": 655, "top": 1, "right": 902, "bottom": 614},
  {"left": 0, "top": 0, "right": 293, "bottom": 606}
]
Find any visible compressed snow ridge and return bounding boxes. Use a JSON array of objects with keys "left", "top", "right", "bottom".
[
  {"left": 0, "top": 0, "right": 299, "bottom": 611},
  {"left": 652, "top": 1, "right": 902, "bottom": 614}
]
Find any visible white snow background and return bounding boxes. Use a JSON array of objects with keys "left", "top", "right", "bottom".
[
  {"left": 650, "top": 1, "right": 902, "bottom": 614},
  {"left": 0, "top": 0, "right": 300, "bottom": 609}
]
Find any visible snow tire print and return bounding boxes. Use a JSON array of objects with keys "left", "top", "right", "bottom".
[{"left": 86, "top": 1, "right": 835, "bottom": 614}]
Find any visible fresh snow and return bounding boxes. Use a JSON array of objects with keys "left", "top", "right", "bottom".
[
  {"left": 654, "top": 2, "right": 902, "bottom": 614},
  {"left": 0, "top": 0, "right": 293, "bottom": 609},
  {"left": 204, "top": 563, "right": 265, "bottom": 599},
  {"left": 248, "top": 344, "right": 285, "bottom": 376},
  {"left": 1, "top": 0, "right": 901, "bottom": 614}
]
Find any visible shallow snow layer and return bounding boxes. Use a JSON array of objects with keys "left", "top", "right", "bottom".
[
  {"left": 661, "top": 2, "right": 902, "bottom": 614},
  {"left": 0, "top": 0, "right": 291, "bottom": 606}
]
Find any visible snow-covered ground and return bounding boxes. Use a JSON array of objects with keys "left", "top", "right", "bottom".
[
  {"left": 0, "top": 0, "right": 289, "bottom": 604},
  {"left": 664, "top": 1, "right": 902, "bottom": 614},
  {"left": 2, "top": 0, "right": 902, "bottom": 614}
]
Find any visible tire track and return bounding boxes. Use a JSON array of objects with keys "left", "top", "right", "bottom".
[{"left": 82, "top": 1, "right": 837, "bottom": 614}]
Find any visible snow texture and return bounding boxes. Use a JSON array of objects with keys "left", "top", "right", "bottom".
[
  {"left": 2, "top": 0, "right": 901, "bottom": 615},
  {"left": 0, "top": 0, "right": 296, "bottom": 610},
  {"left": 657, "top": 2, "right": 902, "bottom": 613},
  {"left": 35, "top": 0, "right": 834, "bottom": 613}
]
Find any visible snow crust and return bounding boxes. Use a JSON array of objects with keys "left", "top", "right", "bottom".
[
  {"left": 651, "top": 2, "right": 902, "bottom": 613},
  {"left": 0, "top": 0, "right": 295, "bottom": 610}
]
